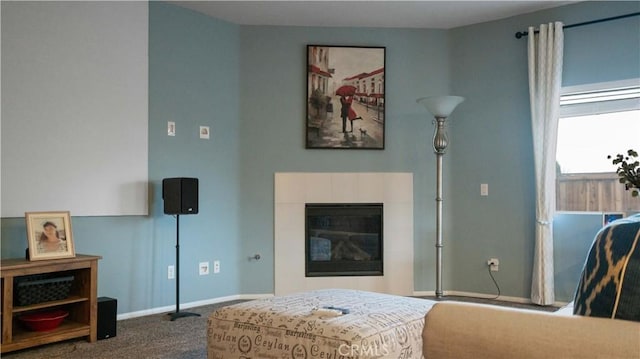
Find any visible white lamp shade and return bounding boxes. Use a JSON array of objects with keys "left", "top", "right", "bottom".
[{"left": 417, "top": 96, "right": 465, "bottom": 117}]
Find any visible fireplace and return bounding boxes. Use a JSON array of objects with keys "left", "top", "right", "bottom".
[{"left": 305, "top": 203, "right": 383, "bottom": 277}]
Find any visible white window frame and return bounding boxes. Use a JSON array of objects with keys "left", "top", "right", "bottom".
[
  {"left": 560, "top": 78, "right": 640, "bottom": 117},
  {"left": 556, "top": 78, "right": 640, "bottom": 213}
]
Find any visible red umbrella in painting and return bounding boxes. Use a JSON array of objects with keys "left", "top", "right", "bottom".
[{"left": 335, "top": 85, "right": 356, "bottom": 97}]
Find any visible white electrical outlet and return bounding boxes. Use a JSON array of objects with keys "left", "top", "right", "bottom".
[
  {"left": 487, "top": 258, "right": 499, "bottom": 272},
  {"left": 213, "top": 260, "right": 220, "bottom": 274},
  {"left": 168, "top": 265, "right": 175, "bottom": 279},
  {"left": 199, "top": 262, "right": 210, "bottom": 275},
  {"left": 481, "top": 183, "right": 489, "bottom": 196}
]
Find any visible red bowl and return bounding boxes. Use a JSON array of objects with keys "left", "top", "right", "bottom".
[{"left": 19, "top": 309, "right": 69, "bottom": 332}]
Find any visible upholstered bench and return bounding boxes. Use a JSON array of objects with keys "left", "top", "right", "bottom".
[{"left": 207, "top": 289, "right": 435, "bottom": 358}]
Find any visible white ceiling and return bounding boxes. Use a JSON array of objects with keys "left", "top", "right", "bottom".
[{"left": 169, "top": 1, "right": 575, "bottom": 29}]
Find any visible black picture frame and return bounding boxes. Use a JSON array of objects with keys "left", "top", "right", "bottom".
[{"left": 306, "top": 45, "right": 385, "bottom": 149}]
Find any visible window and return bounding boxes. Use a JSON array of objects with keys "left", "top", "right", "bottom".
[{"left": 556, "top": 79, "right": 640, "bottom": 212}]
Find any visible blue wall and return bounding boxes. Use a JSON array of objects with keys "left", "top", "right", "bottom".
[
  {"left": 2, "top": 1, "right": 638, "bottom": 314},
  {"left": 148, "top": 2, "right": 242, "bottom": 304},
  {"left": 236, "top": 25, "right": 451, "bottom": 294},
  {"left": 447, "top": 1, "right": 640, "bottom": 300},
  {"left": 2, "top": 2, "right": 242, "bottom": 314}
]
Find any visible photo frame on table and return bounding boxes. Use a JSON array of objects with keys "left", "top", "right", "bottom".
[
  {"left": 306, "top": 45, "right": 385, "bottom": 149},
  {"left": 25, "top": 211, "right": 76, "bottom": 261}
]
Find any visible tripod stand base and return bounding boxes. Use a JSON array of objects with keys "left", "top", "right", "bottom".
[{"left": 169, "top": 311, "right": 201, "bottom": 321}]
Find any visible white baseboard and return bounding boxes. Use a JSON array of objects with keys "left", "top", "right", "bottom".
[
  {"left": 117, "top": 290, "right": 567, "bottom": 321},
  {"left": 412, "top": 290, "right": 568, "bottom": 307},
  {"left": 116, "top": 293, "right": 274, "bottom": 321}
]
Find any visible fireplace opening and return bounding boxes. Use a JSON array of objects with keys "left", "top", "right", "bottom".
[{"left": 305, "top": 203, "right": 383, "bottom": 277}]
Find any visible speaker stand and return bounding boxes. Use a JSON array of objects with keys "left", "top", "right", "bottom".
[{"left": 169, "top": 214, "right": 200, "bottom": 321}]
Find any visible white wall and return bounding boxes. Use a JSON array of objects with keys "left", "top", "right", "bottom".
[
  {"left": 0, "top": 1, "right": 3, "bottom": 225},
  {"left": 1, "top": 2, "right": 148, "bottom": 217}
]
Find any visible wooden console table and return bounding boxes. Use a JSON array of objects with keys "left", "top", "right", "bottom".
[{"left": 1, "top": 254, "right": 101, "bottom": 353}]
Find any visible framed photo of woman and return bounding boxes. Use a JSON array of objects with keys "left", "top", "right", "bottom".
[{"left": 25, "top": 211, "right": 76, "bottom": 261}]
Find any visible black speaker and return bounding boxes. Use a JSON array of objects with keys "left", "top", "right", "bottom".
[
  {"left": 162, "top": 177, "right": 199, "bottom": 215},
  {"left": 97, "top": 297, "right": 117, "bottom": 340}
]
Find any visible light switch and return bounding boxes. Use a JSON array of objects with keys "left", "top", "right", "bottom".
[
  {"left": 481, "top": 183, "right": 489, "bottom": 196},
  {"left": 200, "top": 126, "right": 210, "bottom": 139},
  {"left": 168, "top": 121, "right": 176, "bottom": 136}
]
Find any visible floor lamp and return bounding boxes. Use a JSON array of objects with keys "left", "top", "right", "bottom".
[{"left": 416, "top": 96, "right": 464, "bottom": 298}]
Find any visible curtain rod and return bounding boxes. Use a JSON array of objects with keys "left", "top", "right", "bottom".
[{"left": 515, "top": 12, "right": 640, "bottom": 39}]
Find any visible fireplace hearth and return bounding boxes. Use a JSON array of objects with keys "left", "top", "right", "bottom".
[{"left": 305, "top": 203, "right": 383, "bottom": 276}]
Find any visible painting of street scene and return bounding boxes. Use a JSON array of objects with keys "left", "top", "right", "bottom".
[{"left": 306, "top": 45, "right": 385, "bottom": 149}]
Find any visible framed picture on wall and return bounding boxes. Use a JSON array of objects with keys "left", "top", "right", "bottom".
[
  {"left": 25, "top": 211, "right": 76, "bottom": 261},
  {"left": 306, "top": 45, "right": 385, "bottom": 149}
]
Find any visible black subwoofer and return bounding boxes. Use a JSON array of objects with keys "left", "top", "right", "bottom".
[
  {"left": 162, "top": 177, "right": 199, "bottom": 215},
  {"left": 97, "top": 297, "right": 117, "bottom": 340}
]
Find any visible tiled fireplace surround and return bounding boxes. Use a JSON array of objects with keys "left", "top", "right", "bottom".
[{"left": 274, "top": 172, "right": 414, "bottom": 296}]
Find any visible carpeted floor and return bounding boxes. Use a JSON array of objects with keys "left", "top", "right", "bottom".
[
  {"left": 2, "top": 300, "right": 246, "bottom": 359},
  {"left": 2, "top": 296, "right": 558, "bottom": 358}
]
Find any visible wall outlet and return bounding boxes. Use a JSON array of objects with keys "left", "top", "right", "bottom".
[
  {"left": 168, "top": 265, "right": 175, "bottom": 279},
  {"left": 487, "top": 258, "right": 499, "bottom": 272},
  {"left": 213, "top": 260, "right": 220, "bottom": 274},
  {"left": 199, "top": 262, "right": 210, "bottom": 275}
]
